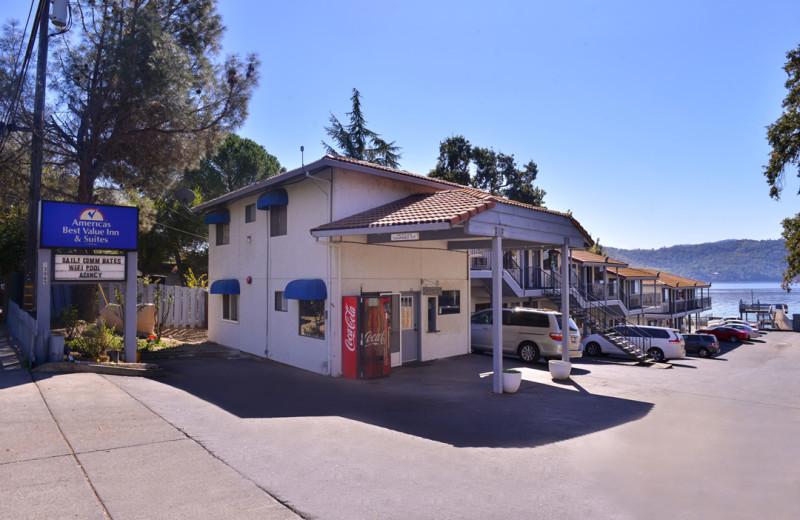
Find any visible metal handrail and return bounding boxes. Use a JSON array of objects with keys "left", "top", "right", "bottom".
[{"left": 544, "top": 271, "right": 656, "bottom": 360}]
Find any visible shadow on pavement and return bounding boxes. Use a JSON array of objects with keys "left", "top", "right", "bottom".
[{"left": 154, "top": 354, "right": 653, "bottom": 448}]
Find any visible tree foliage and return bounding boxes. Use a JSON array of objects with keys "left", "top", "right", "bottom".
[
  {"left": 588, "top": 237, "right": 607, "bottom": 256},
  {"left": 763, "top": 44, "right": 800, "bottom": 290},
  {"left": 183, "top": 133, "right": 284, "bottom": 201},
  {"left": 323, "top": 88, "right": 401, "bottom": 168},
  {"left": 3, "top": 0, "right": 260, "bottom": 205},
  {"left": 429, "top": 135, "right": 546, "bottom": 206}
]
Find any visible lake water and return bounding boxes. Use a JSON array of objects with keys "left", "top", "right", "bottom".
[{"left": 706, "top": 282, "right": 800, "bottom": 318}]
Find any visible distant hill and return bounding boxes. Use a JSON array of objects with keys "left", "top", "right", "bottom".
[{"left": 605, "top": 239, "right": 786, "bottom": 283}]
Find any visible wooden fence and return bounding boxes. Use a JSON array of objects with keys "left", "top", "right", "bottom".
[{"left": 100, "top": 282, "right": 207, "bottom": 328}]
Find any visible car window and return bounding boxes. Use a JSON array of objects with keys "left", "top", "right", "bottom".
[
  {"left": 554, "top": 314, "right": 579, "bottom": 331},
  {"left": 502, "top": 310, "right": 513, "bottom": 326},
  {"left": 649, "top": 328, "right": 670, "bottom": 339},
  {"left": 471, "top": 311, "right": 491, "bottom": 325},
  {"left": 511, "top": 312, "right": 550, "bottom": 328}
]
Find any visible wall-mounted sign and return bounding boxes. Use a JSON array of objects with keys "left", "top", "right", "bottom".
[
  {"left": 41, "top": 201, "right": 138, "bottom": 250},
  {"left": 391, "top": 232, "right": 419, "bottom": 241},
  {"left": 422, "top": 286, "right": 442, "bottom": 296},
  {"left": 53, "top": 254, "right": 126, "bottom": 281}
]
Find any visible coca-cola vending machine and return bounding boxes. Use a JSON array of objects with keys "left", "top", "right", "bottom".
[{"left": 342, "top": 296, "right": 391, "bottom": 379}]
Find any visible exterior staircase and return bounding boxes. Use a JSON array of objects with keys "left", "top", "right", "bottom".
[{"left": 543, "top": 274, "right": 654, "bottom": 364}]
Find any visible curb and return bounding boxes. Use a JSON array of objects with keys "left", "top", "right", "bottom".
[{"left": 32, "top": 361, "right": 164, "bottom": 377}]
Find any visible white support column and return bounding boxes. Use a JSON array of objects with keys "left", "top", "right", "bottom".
[
  {"left": 124, "top": 251, "right": 138, "bottom": 362},
  {"left": 492, "top": 233, "right": 503, "bottom": 393},
  {"left": 561, "top": 239, "right": 570, "bottom": 362}
]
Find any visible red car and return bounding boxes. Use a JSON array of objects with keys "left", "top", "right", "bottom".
[{"left": 697, "top": 326, "right": 749, "bottom": 343}]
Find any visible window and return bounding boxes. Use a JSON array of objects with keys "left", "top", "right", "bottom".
[
  {"left": 511, "top": 311, "right": 550, "bottom": 328},
  {"left": 401, "top": 296, "right": 414, "bottom": 329},
  {"left": 270, "top": 205, "right": 287, "bottom": 237},
  {"left": 245, "top": 204, "right": 256, "bottom": 223},
  {"left": 437, "top": 290, "right": 460, "bottom": 315},
  {"left": 275, "top": 291, "right": 288, "bottom": 312},
  {"left": 427, "top": 297, "right": 438, "bottom": 332},
  {"left": 215, "top": 222, "right": 229, "bottom": 245},
  {"left": 299, "top": 299, "right": 325, "bottom": 339},
  {"left": 222, "top": 294, "right": 238, "bottom": 321},
  {"left": 471, "top": 310, "right": 491, "bottom": 325}
]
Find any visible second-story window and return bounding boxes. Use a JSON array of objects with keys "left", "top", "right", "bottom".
[
  {"left": 245, "top": 204, "right": 256, "bottom": 223},
  {"left": 216, "top": 222, "right": 230, "bottom": 245},
  {"left": 271, "top": 205, "right": 287, "bottom": 237}
]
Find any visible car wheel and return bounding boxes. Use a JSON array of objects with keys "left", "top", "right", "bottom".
[
  {"left": 518, "top": 342, "right": 541, "bottom": 364},
  {"left": 698, "top": 347, "right": 710, "bottom": 358},
  {"left": 729, "top": 335, "right": 738, "bottom": 344},
  {"left": 585, "top": 342, "right": 602, "bottom": 356},
  {"left": 648, "top": 347, "right": 665, "bottom": 362}
]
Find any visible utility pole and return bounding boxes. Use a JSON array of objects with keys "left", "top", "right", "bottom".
[{"left": 23, "top": 0, "right": 51, "bottom": 315}]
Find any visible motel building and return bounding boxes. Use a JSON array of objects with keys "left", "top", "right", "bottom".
[{"left": 194, "top": 155, "right": 592, "bottom": 380}]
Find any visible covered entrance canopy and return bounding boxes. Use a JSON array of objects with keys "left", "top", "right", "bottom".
[{"left": 311, "top": 186, "right": 593, "bottom": 392}]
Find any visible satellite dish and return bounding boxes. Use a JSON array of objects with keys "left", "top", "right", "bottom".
[{"left": 174, "top": 188, "right": 196, "bottom": 205}]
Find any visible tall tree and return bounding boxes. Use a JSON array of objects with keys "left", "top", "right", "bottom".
[
  {"left": 429, "top": 135, "right": 546, "bottom": 206},
  {"left": 6, "top": 0, "right": 260, "bottom": 204},
  {"left": 323, "top": 88, "right": 401, "bottom": 168},
  {"left": 183, "top": 133, "right": 284, "bottom": 200},
  {"left": 763, "top": 44, "right": 800, "bottom": 291}
]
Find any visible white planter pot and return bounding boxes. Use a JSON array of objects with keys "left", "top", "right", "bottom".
[
  {"left": 549, "top": 360, "right": 572, "bottom": 380},
  {"left": 502, "top": 371, "right": 522, "bottom": 393}
]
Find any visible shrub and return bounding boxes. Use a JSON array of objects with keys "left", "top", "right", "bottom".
[{"left": 67, "top": 319, "right": 122, "bottom": 358}]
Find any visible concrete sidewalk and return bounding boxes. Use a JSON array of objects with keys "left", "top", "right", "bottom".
[{"left": 0, "top": 328, "right": 301, "bottom": 520}]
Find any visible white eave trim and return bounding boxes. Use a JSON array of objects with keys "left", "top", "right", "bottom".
[{"left": 311, "top": 222, "right": 452, "bottom": 238}]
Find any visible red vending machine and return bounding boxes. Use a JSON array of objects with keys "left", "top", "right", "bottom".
[{"left": 342, "top": 296, "right": 391, "bottom": 379}]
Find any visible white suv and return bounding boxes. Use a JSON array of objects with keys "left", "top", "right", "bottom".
[
  {"left": 470, "top": 308, "right": 582, "bottom": 363},
  {"left": 582, "top": 325, "right": 685, "bottom": 362}
]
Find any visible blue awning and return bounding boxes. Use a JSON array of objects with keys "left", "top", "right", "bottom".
[
  {"left": 204, "top": 209, "right": 230, "bottom": 224},
  {"left": 210, "top": 279, "right": 240, "bottom": 294},
  {"left": 285, "top": 279, "right": 327, "bottom": 300},
  {"left": 257, "top": 189, "right": 288, "bottom": 210}
]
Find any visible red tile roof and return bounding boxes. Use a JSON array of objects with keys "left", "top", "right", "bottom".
[
  {"left": 316, "top": 155, "right": 593, "bottom": 244},
  {"left": 640, "top": 269, "right": 711, "bottom": 288},
  {"left": 312, "top": 189, "right": 496, "bottom": 232},
  {"left": 571, "top": 250, "right": 627, "bottom": 266}
]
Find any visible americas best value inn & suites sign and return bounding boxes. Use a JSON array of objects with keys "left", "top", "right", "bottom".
[{"left": 40, "top": 200, "right": 138, "bottom": 250}]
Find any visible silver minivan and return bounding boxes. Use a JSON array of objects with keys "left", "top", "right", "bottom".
[{"left": 470, "top": 308, "right": 582, "bottom": 363}]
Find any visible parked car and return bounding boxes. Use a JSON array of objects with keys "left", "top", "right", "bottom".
[
  {"left": 582, "top": 325, "right": 685, "bottom": 362},
  {"left": 682, "top": 333, "right": 720, "bottom": 358},
  {"left": 470, "top": 308, "right": 582, "bottom": 363},
  {"left": 696, "top": 326, "right": 749, "bottom": 343},
  {"left": 709, "top": 317, "right": 759, "bottom": 329},
  {"left": 724, "top": 323, "right": 760, "bottom": 339}
]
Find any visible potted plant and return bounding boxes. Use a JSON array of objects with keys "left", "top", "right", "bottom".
[{"left": 502, "top": 369, "right": 522, "bottom": 393}]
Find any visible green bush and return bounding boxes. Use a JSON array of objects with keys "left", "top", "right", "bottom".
[{"left": 67, "top": 320, "right": 123, "bottom": 358}]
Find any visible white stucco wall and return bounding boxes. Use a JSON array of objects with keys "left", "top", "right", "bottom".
[
  {"left": 207, "top": 166, "right": 472, "bottom": 376},
  {"left": 337, "top": 238, "right": 471, "bottom": 367}
]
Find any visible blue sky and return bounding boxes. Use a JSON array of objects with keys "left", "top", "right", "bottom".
[{"left": 9, "top": 0, "right": 800, "bottom": 249}]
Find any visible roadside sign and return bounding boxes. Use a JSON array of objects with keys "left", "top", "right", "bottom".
[
  {"left": 53, "top": 254, "right": 126, "bottom": 281},
  {"left": 40, "top": 200, "right": 138, "bottom": 250}
]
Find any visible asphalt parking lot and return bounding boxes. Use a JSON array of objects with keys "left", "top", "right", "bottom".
[{"left": 3, "top": 330, "right": 800, "bottom": 519}]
